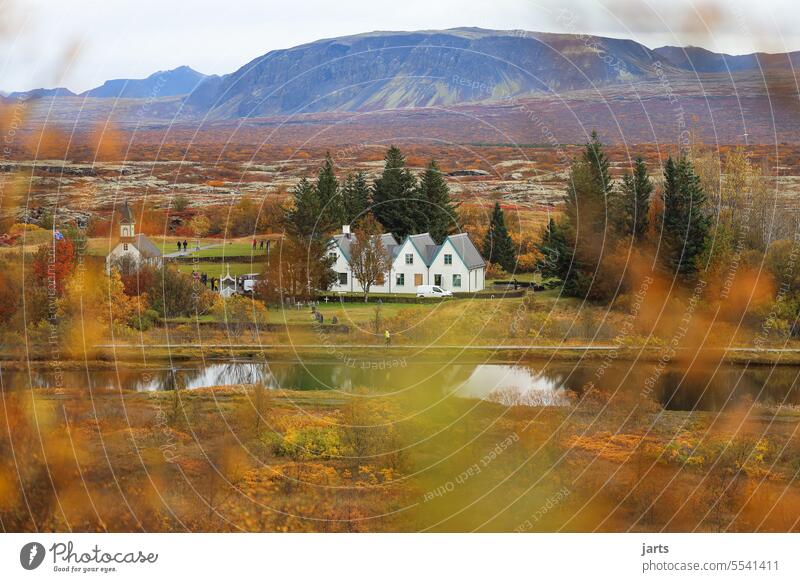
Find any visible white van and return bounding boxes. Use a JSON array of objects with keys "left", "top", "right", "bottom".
[{"left": 416, "top": 284, "right": 453, "bottom": 298}]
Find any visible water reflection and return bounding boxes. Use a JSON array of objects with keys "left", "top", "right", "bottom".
[{"left": 2, "top": 360, "right": 799, "bottom": 411}]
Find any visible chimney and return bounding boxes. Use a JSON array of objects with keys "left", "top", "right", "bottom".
[{"left": 342, "top": 225, "right": 351, "bottom": 238}]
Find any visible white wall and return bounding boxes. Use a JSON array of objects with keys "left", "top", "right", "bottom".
[
  {"left": 428, "top": 239, "right": 469, "bottom": 292},
  {"left": 390, "top": 239, "right": 428, "bottom": 293},
  {"left": 106, "top": 242, "right": 141, "bottom": 273},
  {"left": 328, "top": 241, "right": 393, "bottom": 294},
  {"left": 328, "top": 245, "right": 353, "bottom": 293}
]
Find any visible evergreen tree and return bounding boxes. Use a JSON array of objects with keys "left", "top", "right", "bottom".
[
  {"left": 534, "top": 218, "right": 570, "bottom": 281},
  {"left": 314, "top": 152, "right": 344, "bottom": 226},
  {"left": 371, "top": 146, "right": 420, "bottom": 239},
  {"left": 341, "top": 171, "right": 371, "bottom": 224},
  {"left": 418, "top": 159, "right": 460, "bottom": 243},
  {"left": 620, "top": 156, "right": 653, "bottom": 240},
  {"left": 282, "top": 178, "right": 336, "bottom": 292},
  {"left": 661, "top": 156, "right": 710, "bottom": 275},
  {"left": 482, "top": 202, "right": 517, "bottom": 272},
  {"left": 557, "top": 132, "right": 614, "bottom": 297},
  {"left": 585, "top": 130, "right": 613, "bottom": 198}
]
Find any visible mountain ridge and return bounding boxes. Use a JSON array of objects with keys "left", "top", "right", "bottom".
[{"left": 4, "top": 28, "right": 798, "bottom": 120}]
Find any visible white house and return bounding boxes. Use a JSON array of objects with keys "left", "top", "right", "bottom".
[
  {"left": 106, "top": 200, "right": 163, "bottom": 273},
  {"left": 329, "top": 226, "right": 485, "bottom": 294}
]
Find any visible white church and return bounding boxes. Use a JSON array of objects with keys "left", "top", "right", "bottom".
[
  {"left": 106, "top": 200, "right": 163, "bottom": 273},
  {"left": 329, "top": 226, "right": 486, "bottom": 294}
]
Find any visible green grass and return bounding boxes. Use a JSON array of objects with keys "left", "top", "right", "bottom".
[
  {"left": 191, "top": 242, "right": 268, "bottom": 258},
  {"left": 271, "top": 302, "right": 424, "bottom": 326},
  {"left": 176, "top": 261, "right": 261, "bottom": 277}
]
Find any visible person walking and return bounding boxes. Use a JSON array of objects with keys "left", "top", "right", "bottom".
[
  {"left": 259, "top": 240, "right": 265, "bottom": 250},
  {"left": 384, "top": 329, "right": 391, "bottom": 348},
  {"left": 182, "top": 240, "right": 188, "bottom": 252},
  {"left": 176, "top": 241, "right": 182, "bottom": 253},
  {"left": 252, "top": 238, "right": 257, "bottom": 250}
]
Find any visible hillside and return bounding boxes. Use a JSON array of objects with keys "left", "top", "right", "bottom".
[{"left": 4, "top": 27, "right": 799, "bottom": 144}]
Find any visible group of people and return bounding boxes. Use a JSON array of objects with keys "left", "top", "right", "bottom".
[
  {"left": 176, "top": 240, "right": 189, "bottom": 253},
  {"left": 190, "top": 270, "right": 220, "bottom": 291},
  {"left": 252, "top": 239, "right": 269, "bottom": 250}
]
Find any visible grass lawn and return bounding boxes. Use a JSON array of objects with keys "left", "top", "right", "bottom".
[
  {"left": 271, "top": 301, "right": 427, "bottom": 326},
  {"left": 85, "top": 236, "right": 275, "bottom": 257},
  {"left": 191, "top": 241, "right": 269, "bottom": 258},
  {"left": 176, "top": 261, "right": 261, "bottom": 277}
]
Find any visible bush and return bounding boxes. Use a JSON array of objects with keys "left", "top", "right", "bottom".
[
  {"left": 277, "top": 426, "right": 344, "bottom": 460},
  {"left": 212, "top": 295, "right": 268, "bottom": 337},
  {"left": 147, "top": 265, "right": 216, "bottom": 318},
  {"left": 131, "top": 308, "right": 160, "bottom": 331}
]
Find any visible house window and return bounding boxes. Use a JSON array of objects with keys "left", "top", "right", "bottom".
[
  {"left": 444, "top": 253, "right": 452, "bottom": 265},
  {"left": 329, "top": 252, "right": 337, "bottom": 261},
  {"left": 123, "top": 243, "right": 128, "bottom": 251},
  {"left": 338, "top": 272, "right": 348, "bottom": 285},
  {"left": 453, "top": 274, "right": 462, "bottom": 288},
  {"left": 405, "top": 253, "right": 413, "bottom": 265},
  {"left": 396, "top": 273, "right": 405, "bottom": 286}
]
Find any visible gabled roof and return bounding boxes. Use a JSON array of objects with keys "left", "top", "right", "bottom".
[
  {"left": 333, "top": 232, "right": 397, "bottom": 262},
  {"left": 439, "top": 233, "right": 485, "bottom": 269},
  {"left": 406, "top": 233, "right": 437, "bottom": 266},
  {"left": 332, "top": 233, "right": 354, "bottom": 261},
  {"left": 131, "top": 234, "right": 162, "bottom": 258},
  {"left": 120, "top": 200, "right": 134, "bottom": 224}
]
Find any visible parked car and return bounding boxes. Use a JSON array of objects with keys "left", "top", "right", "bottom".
[{"left": 416, "top": 284, "right": 453, "bottom": 298}]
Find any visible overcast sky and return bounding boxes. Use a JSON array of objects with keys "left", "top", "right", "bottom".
[{"left": 1, "top": 0, "right": 797, "bottom": 93}]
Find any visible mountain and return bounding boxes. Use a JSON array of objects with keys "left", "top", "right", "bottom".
[
  {"left": 185, "top": 27, "right": 669, "bottom": 118},
  {"left": 12, "top": 28, "right": 800, "bottom": 128},
  {"left": 81, "top": 65, "right": 210, "bottom": 99},
  {"left": 8, "top": 87, "right": 76, "bottom": 100},
  {"left": 652, "top": 45, "right": 800, "bottom": 73}
]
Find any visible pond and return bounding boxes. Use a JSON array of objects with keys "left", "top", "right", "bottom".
[{"left": 3, "top": 358, "right": 800, "bottom": 411}]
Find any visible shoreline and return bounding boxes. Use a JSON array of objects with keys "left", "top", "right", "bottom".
[{"left": 4, "top": 343, "right": 800, "bottom": 366}]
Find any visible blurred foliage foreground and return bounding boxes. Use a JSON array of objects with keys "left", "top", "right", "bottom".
[{"left": 2, "top": 381, "right": 800, "bottom": 533}]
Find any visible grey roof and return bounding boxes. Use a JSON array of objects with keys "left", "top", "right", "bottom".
[
  {"left": 334, "top": 232, "right": 397, "bottom": 261},
  {"left": 132, "top": 234, "right": 162, "bottom": 258},
  {"left": 407, "top": 233, "right": 437, "bottom": 266},
  {"left": 333, "top": 233, "right": 354, "bottom": 261},
  {"left": 120, "top": 200, "right": 134, "bottom": 224},
  {"left": 424, "top": 244, "right": 441, "bottom": 265},
  {"left": 380, "top": 233, "right": 400, "bottom": 259},
  {"left": 446, "top": 233, "right": 485, "bottom": 269}
]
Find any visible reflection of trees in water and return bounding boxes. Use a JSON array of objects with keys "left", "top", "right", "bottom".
[
  {"left": 487, "top": 385, "right": 572, "bottom": 407},
  {"left": 9, "top": 361, "right": 800, "bottom": 405}
]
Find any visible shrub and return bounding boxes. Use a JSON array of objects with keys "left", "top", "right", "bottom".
[
  {"left": 277, "top": 426, "right": 344, "bottom": 460},
  {"left": 212, "top": 295, "right": 268, "bottom": 337}
]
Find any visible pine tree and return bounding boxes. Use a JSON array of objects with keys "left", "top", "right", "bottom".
[
  {"left": 661, "top": 156, "right": 709, "bottom": 275},
  {"left": 314, "top": 152, "right": 344, "bottom": 226},
  {"left": 283, "top": 178, "right": 328, "bottom": 239},
  {"left": 418, "top": 159, "right": 460, "bottom": 243},
  {"left": 585, "top": 130, "right": 613, "bottom": 198},
  {"left": 620, "top": 156, "right": 653, "bottom": 240},
  {"left": 482, "top": 202, "right": 516, "bottom": 272},
  {"left": 534, "top": 218, "right": 570, "bottom": 281},
  {"left": 341, "top": 171, "right": 371, "bottom": 224},
  {"left": 282, "top": 178, "right": 336, "bottom": 292},
  {"left": 371, "top": 146, "right": 420, "bottom": 240},
  {"left": 557, "top": 132, "right": 614, "bottom": 297}
]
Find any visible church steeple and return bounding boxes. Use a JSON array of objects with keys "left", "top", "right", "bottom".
[{"left": 120, "top": 199, "right": 135, "bottom": 240}]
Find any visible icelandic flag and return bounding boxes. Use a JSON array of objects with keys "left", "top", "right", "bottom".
[{"left": 53, "top": 229, "right": 64, "bottom": 241}]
